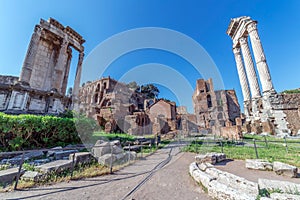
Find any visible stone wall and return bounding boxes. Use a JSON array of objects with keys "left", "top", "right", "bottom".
[
  {"left": 0, "top": 75, "right": 19, "bottom": 85},
  {"left": 192, "top": 78, "right": 241, "bottom": 135}
]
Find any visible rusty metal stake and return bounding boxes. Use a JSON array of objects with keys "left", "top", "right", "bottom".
[
  {"left": 14, "top": 152, "right": 25, "bottom": 190},
  {"left": 264, "top": 135, "right": 269, "bottom": 148},
  {"left": 71, "top": 153, "right": 76, "bottom": 179},
  {"left": 253, "top": 139, "right": 259, "bottom": 159}
]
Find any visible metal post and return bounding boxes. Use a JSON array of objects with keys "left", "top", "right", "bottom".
[
  {"left": 264, "top": 135, "right": 268, "bottom": 148},
  {"left": 14, "top": 152, "right": 25, "bottom": 190},
  {"left": 128, "top": 143, "right": 131, "bottom": 164},
  {"left": 195, "top": 137, "right": 198, "bottom": 154},
  {"left": 221, "top": 140, "right": 224, "bottom": 153},
  {"left": 71, "top": 153, "right": 76, "bottom": 178},
  {"left": 109, "top": 143, "right": 113, "bottom": 174},
  {"left": 141, "top": 145, "right": 143, "bottom": 158},
  {"left": 284, "top": 136, "right": 288, "bottom": 153},
  {"left": 253, "top": 139, "right": 259, "bottom": 159}
]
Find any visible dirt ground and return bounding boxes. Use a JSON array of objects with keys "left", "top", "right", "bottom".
[
  {"left": 0, "top": 144, "right": 210, "bottom": 200},
  {"left": 1, "top": 143, "right": 298, "bottom": 200},
  {"left": 215, "top": 159, "right": 300, "bottom": 184}
]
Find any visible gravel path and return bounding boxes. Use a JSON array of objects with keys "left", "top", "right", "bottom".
[{"left": 0, "top": 142, "right": 210, "bottom": 200}]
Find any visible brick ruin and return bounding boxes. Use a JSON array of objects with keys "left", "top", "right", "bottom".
[
  {"left": 0, "top": 18, "right": 84, "bottom": 114},
  {"left": 78, "top": 77, "right": 178, "bottom": 135},
  {"left": 192, "top": 78, "right": 242, "bottom": 139},
  {"left": 227, "top": 16, "right": 300, "bottom": 136}
]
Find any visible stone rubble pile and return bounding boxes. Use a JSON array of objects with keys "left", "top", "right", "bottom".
[
  {"left": 190, "top": 154, "right": 300, "bottom": 200},
  {"left": 246, "top": 159, "right": 298, "bottom": 178},
  {"left": 92, "top": 140, "right": 136, "bottom": 167},
  {"left": 0, "top": 145, "right": 90, "bottom": 184}
]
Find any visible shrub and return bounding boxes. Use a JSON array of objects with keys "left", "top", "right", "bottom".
[{"left": 0, "top": 112, "right": 96, "bottom": 150}]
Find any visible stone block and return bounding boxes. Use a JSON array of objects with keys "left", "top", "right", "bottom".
[
  {"left": 54, "top": 150, "right": 78, "bottom": 160},
  {"left": 36, "top": 160, "right": 73, "bottom": 174},
  {"left": 270, "top": 193, "right": 300, "bottom": 200},
  {"left": 216, "top": 153, "right": 226, "bottom": 163},
  {"left": 273, "top": 161, "right": 298, "bottom": 178},
  {"left": 98, "top": 154, "right": 117, "bottom": 167},
  {"left": 47, "top": 146, "right": 63, "bottom": 157},
  {"left": 21, "top": 171, "right": 43, "bottom": 182},
  {"left": 92, "top": 141, "right": 111, "bottom": 157},
  {"left": 245, "top": 159, "right": 273, "bottom": 171},
  {"left": 195, "top": 153, "right": 217, "bottom": 165},
  {"left": 192, "top": 168, "right": 215, "bottom": 189},
  {"left": 198, "top": 162, "right": 214, "bottom": 171},
  {"left": 206, "top": 167, "right": 258, "bottom": 196},
  {"left": 208, "top": 180, "right": 257, "bottom": 200},
  {"left": 69, "top": 152, "right": 94, "bottom": 166},
  {"left": 0, "top": 167, "right": 25, "bottom": 184},
  {"left": 258, "top": 179, "right": 300, "bottom": 194}
]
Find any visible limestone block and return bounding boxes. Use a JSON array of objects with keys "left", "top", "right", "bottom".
[
  {"left": 36, "top": 160, "right": 73, "bottom": 174},
  {"left": 92, "top": 141, "right": 111, "bottom": 157},
  {"left": 273, "top": 161, "right": 298, "bottom": 178},
  {"left": 270, "top": 193, "right": 300, "bottom": 200},
  {"left": 198, "top": 162, "right": 214, "bottom": 171},
  {"left": 192, "top": 168, "right": 215, "bottom": 189},
  {"left": 195, "top": 153, "right": 217, "bottom": 165},
  {"left": 245, "top": 159, "right": 273, "bottom": 171},
  {"left": 0, "top": 167, "right": 25, "bottom": 184},
  {"left": 215, "top": 153, "right": 226, "bottom": 163},
  {"left": 68, "top": 152, "right": 94, "bottom": 166},
  {"left": 258, "top": 179, "right": 300, "bottom": 194},
  {"left": 46, "top": 146, "right": 63, "bottom": 157},
  {"left": 21, "top": 171, "right": 43, "bottom": 182},
  {"left": 206, "top": 167, "right": 258, "bottom": 195},
  {"left": 54, "top": 150, "right": 78, "bottom": 160},
  {"left": 189, "top": 162, "right": 199, "bottom": 174},
  {"left": 208, "top": 180, "right": 257, "bottom": 200},
  {"left": 98, "top": 154, "right": 117, "bottom": 167}
]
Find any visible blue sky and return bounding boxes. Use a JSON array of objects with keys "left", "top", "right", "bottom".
[{"left": 0, "top": 0, "right": 300, "bottom": 112}]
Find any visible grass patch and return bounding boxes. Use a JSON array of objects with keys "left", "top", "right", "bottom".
[{"left": 183, "top": 137, "right": 300, "bottom": 167}]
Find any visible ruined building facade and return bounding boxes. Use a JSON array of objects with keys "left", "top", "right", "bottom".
[
  {"left": 227, "top": 16, "right": 300, "bottom": 136},
  {"left": 0, "top": 18, "right": 84, "bottom": 114},
  {"left": 193, "top": 78, "right": 242, "bottom": 139},
  {"left": 79, "top": 77, "right": 178, "bottom": 135}
]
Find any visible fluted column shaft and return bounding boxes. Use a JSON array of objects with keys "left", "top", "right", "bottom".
[
  {"left": 247, "top": 22, "right": 274, "bottom": 94},
  {"left": 239, "top": 37, "right": 261, "bottom": 99},
  {"left": 233, "top": 47, "right": 251, "bottom": 102},
  {"left": 20, "top": 26, "right": 41, "bottom": 83},
  {"left": 72, "top": 52, "right": 84, "bottom": 106}
]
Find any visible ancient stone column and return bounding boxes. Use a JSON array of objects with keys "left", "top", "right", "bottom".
[
  {"left": 72, "top": 52, "right": 84, "bottom": 110},
  {"left": 19, "top": 26, "right": 42, "bottom": 83},
  {"left": 233, "top": 47, "right": 251, "bottom": 102},
  {"left": 54, "top": 40, "right": 69, "bottom": 94},
  {"left": 239, "top": 37, "right": 261, "bottom": 99},
  {"left": 247, "top": 22, "right": 275, "bottom": 95}
]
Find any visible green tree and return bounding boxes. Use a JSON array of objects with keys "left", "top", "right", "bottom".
[
  {"left": 127, "top": 81, "right": 140, "bottom": 92},
  {"left": 141, "top": 84, "right": 159, "bottom": 99}
]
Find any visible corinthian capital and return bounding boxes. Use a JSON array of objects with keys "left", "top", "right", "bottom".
[
  {"left": 239, "top": 37, "right": 248, "bottom": 45},
  {"left": 247, "top": 22, "right": 257, "bottom": 33},
  {"left": 233, "top": 47, "right": 241, "bottom": 54}
]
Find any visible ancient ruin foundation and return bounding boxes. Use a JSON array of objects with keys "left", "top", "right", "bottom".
[{"left": 227, "top": 16, "right": 300, "bottom": 135}]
